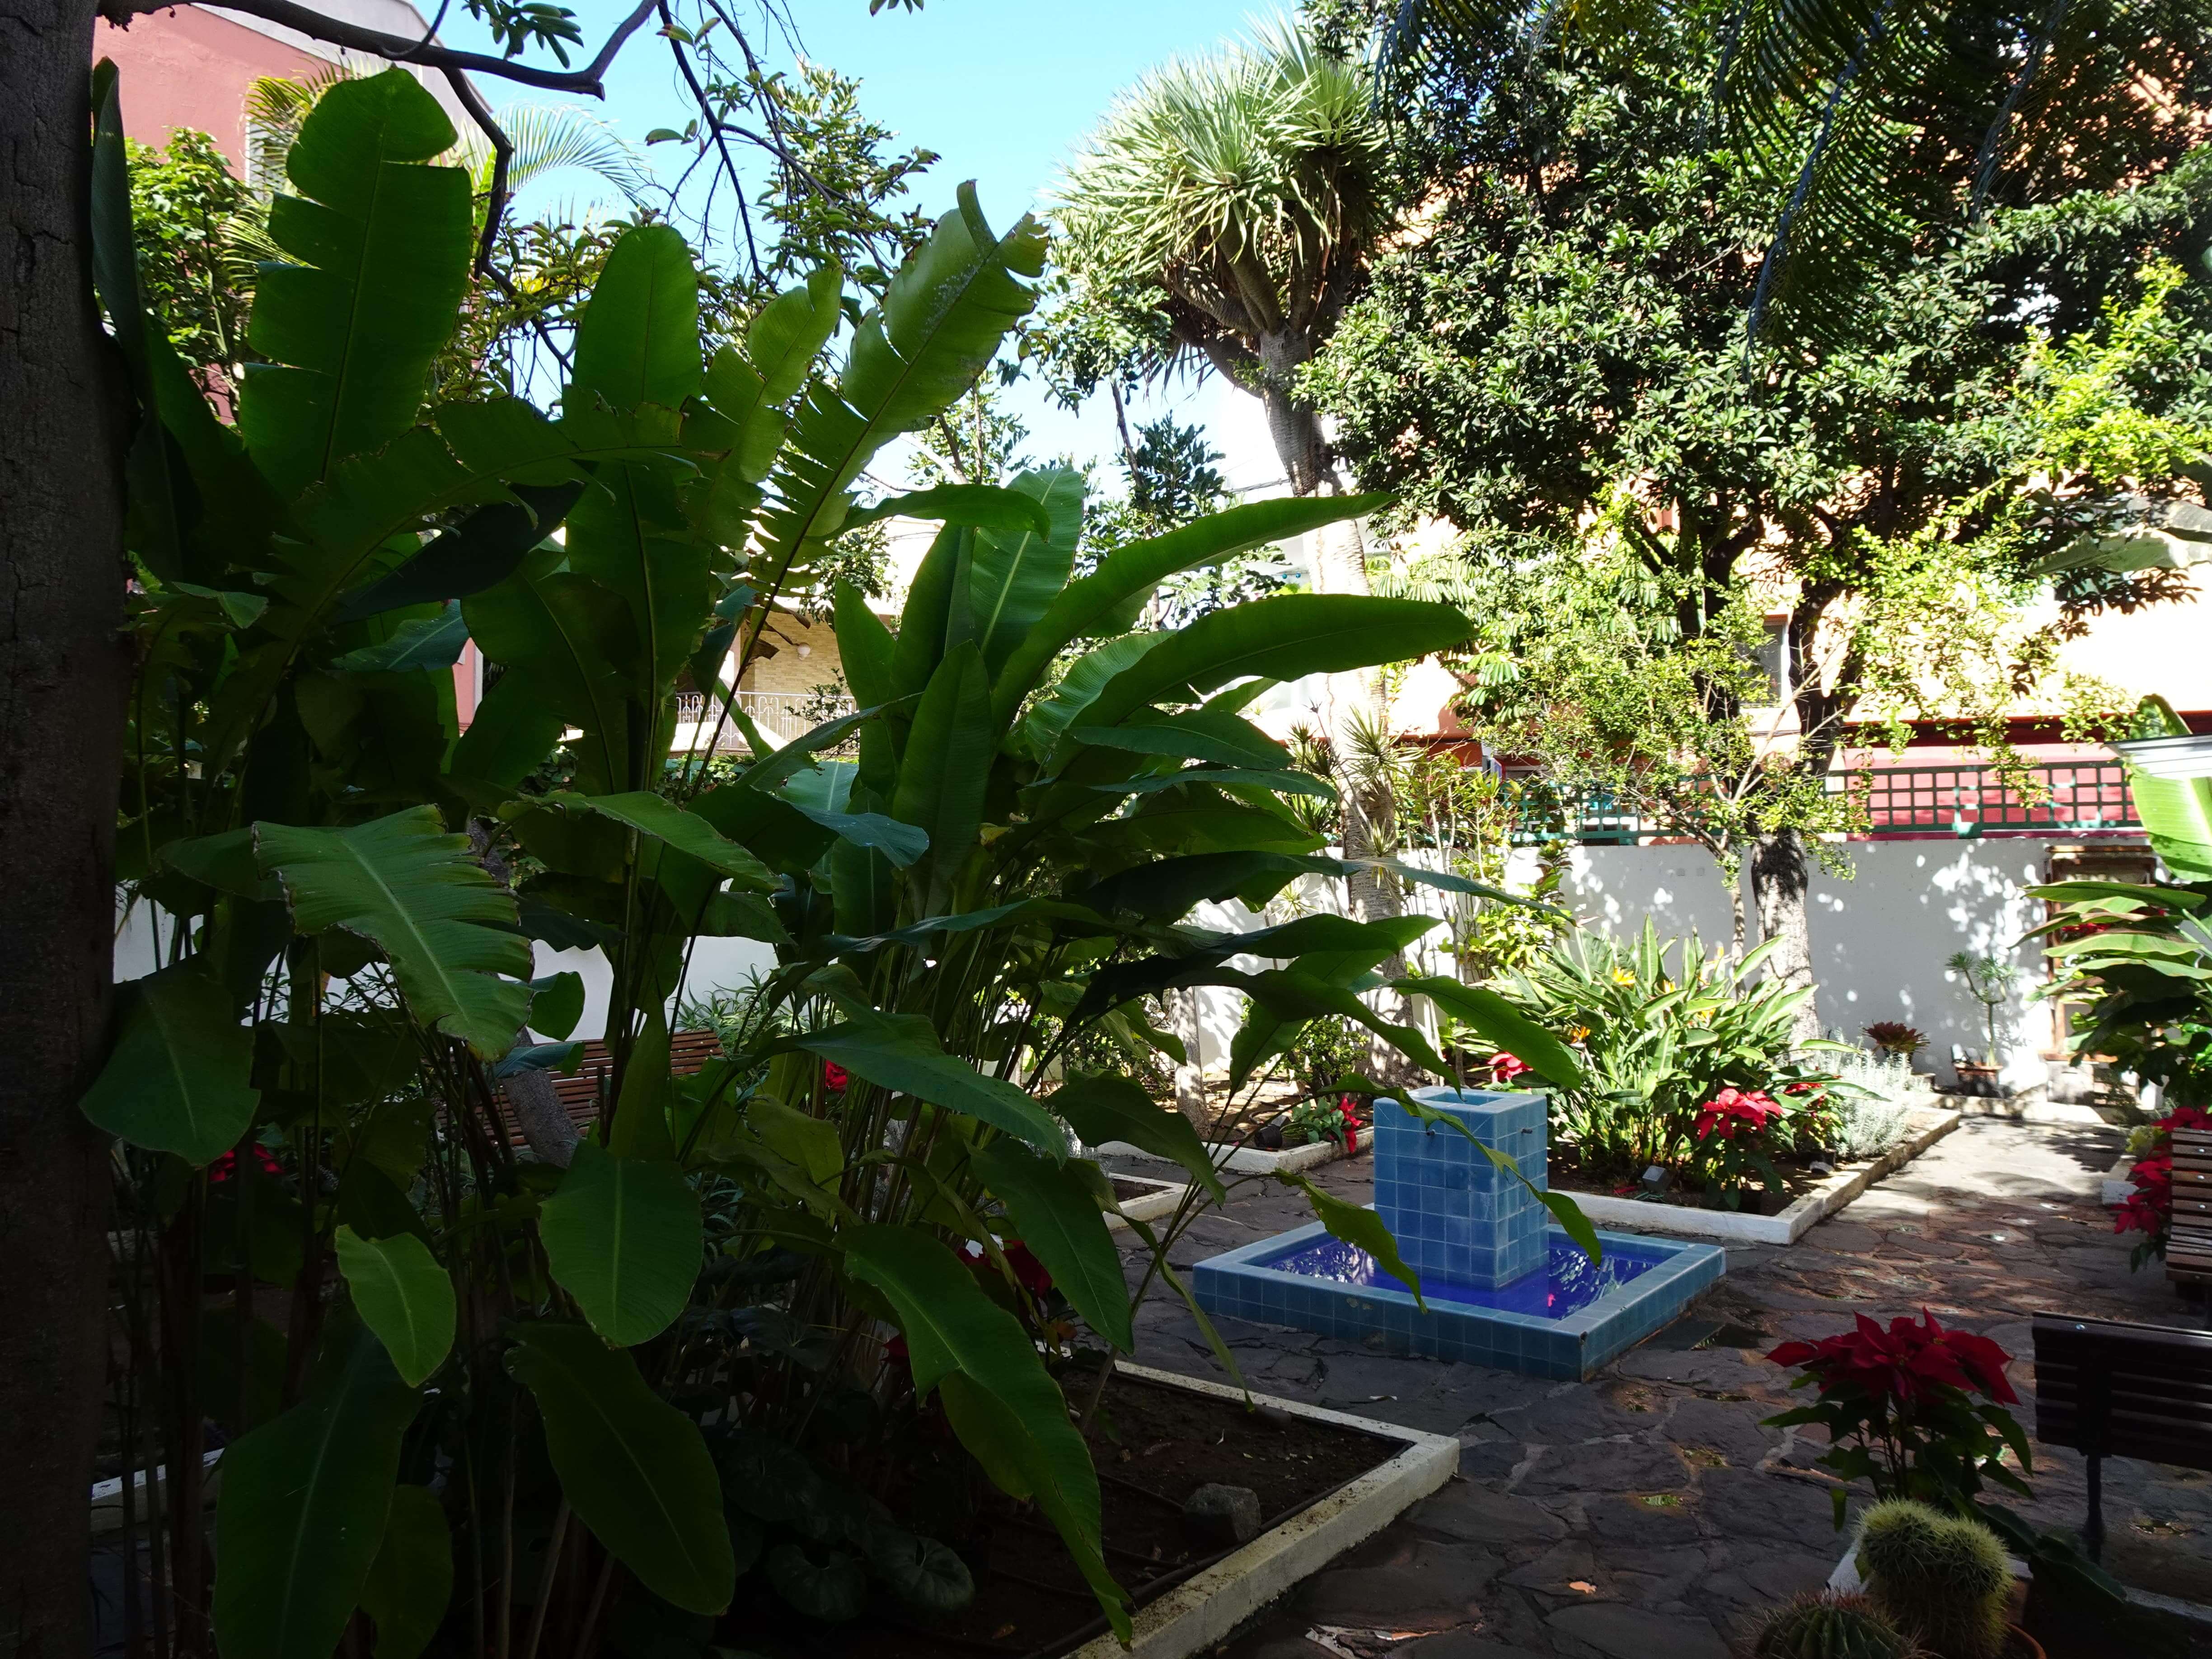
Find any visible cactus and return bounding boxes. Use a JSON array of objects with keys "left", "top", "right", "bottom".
[
  {"left": 1854, "top": 1500, "right": 2012, "bottom": 1659},
  {"left": 1752, "top": 1591, "right": 1919, "bottom": 1659}
]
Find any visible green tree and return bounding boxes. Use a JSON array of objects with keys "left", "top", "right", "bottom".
[
  {"left": 1303, "top": 0, "right": 2212, "bottom": 1033},
  {"left": 1054, "top": 19, "right": 1428, "bottom": 1058}
]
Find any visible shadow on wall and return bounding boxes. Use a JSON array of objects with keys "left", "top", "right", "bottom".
[{"left": 1503, "top": 840, "right": 2067, "bottom": 1084}]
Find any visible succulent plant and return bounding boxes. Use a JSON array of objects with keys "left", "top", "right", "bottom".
[
  {"left": 1752, "top": 1591, "right": 1919, "bottom": 1659},
  {"left": 1855, "top": 1500, "right": 2012, "bottom": 1659}
]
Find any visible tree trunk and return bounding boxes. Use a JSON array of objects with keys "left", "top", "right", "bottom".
[
  {"left": 1750, "top": 830, "right": 1821, "bottom": 1044},
  {"left": 1164, "top": 985, "right": 1208, "bottom": 1127},
  {"left": 0, "top": 4, "right": 131, "bottom": 1651},
  {"left": 1249, "top": 355, "right": 1420, "bottom": 1079}
]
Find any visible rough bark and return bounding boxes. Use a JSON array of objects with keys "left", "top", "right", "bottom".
[
  {"left": 1751, "top": 829, "right": 1822, "bottom": 1044},
  {"left": 0, "top": 2, "right": 131, "bottom": 1652},
  {"left": 1163, "top": 986, "right": 1208, "bottom": 1126}
]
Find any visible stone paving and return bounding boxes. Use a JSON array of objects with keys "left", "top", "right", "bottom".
[{"left": 1115, "top": 1120, "right": 2212, "bottom": 1659}]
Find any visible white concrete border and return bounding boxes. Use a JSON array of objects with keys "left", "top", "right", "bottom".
[
  {"left": 1071, "top": 1363, "right": 1458, "bottom": 1659},
  {"left": 1106, "top": 1175, "right": 1191, "bottom": 1231},
  {"left": 1097, "top": 1136, "right": 1359, "bottom": 1176},
  {"left": 1561, "top": 1110, "right": 1963, "bottom": 1246}
]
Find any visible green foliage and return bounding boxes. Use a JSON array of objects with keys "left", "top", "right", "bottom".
[
  {"left": 1752, "top": 1592, "right": 1917, "bottom": 1659},
  {"left": 87, "top": 66, "right": 1572, "bottom": 1652},
  {"left": 1855, "top": 1501, "right": 2012, "bottom": 1659},
  {"left": 123, "top": 128, "right": 257, "bottom": 380},
  {"left": 1495, "top": 923, "right": 1823, "bottom": 1178}
]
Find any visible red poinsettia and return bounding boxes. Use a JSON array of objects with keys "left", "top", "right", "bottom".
[
  {"left": 1694, "top": 1086, "right": 1785, "bottom": 1141},
  {"left": 207, "top": 1145, "right": 283, "bottom": 1184},
  {"left": 1490, "top": 1052, "right": 1532, "bottom": 1083},
  {"left": 1765, "top": 1309, "right": 2031, "bottom": 1509},
  {"left": 2114, "top": 1104, "right": 2210, "bottom": 1262},
  {"left": 823, "top": 1061, "right": 850, "bottom": 1092},
  {"left": 1768, "top": 1308, "right": 2018, "bottom": 1409}
]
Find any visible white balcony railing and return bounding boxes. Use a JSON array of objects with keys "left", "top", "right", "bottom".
[{"left": 673, "top": 689, "right": 854, "bottom": 746}]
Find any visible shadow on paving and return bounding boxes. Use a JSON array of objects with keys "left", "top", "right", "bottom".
[{"left": 1118, "top": 1120, "right": 2212, "bottom": 1659}]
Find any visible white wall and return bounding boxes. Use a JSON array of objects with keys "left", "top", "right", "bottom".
[{"left": 1506, "top": 839, "right": 2068, "bottom": 1082}]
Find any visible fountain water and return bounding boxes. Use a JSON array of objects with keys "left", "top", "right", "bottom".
[{"left": 1193, "top": 1087, "right": 1726, "bottom": 1379}]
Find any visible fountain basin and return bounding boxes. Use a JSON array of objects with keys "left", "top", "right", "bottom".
[
  {"left": 1192, "top": 1086, "right": 1725, "bottom": 1379},
  {"left": 1191, "top": 1221, "right": 1725, "bottom": 1380}
]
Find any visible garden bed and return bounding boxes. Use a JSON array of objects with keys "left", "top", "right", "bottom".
[
  {"left": 1554, "top": 1106, "right": 1961, "bottom": 1245},
  {"left": 711, "top": 1364, "right": 1454, "bottom": 1659},
  {"left": 1105, "top": 1173, "right": 1191, "bottom": 1230}
]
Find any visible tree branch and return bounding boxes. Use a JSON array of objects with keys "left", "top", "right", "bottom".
[
  {"left": 99, "top": 0, "right": 661, "bottom": 97},
  {"left": 438, "top": 65, "right": 511, "bottom": 276}
]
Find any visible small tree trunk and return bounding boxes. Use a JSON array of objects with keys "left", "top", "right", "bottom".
[
  {"left": 1750, "top": 830, "right": 1822, "bottom": 1044},
  {"left": 0, "top": 4, "right": 132, "bottom": 1652},
  {"left": 1165, "top": 986, "right": 1208, "bottom": 1127},
  {"left": 1726, "top": 846, "right": 1748, "bottom": 961}
]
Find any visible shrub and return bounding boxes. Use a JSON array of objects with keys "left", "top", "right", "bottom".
[
  {"left": 1822, "top": 1051, "right": 1930, "bottom": 1158},
  {"left": 2114, "top": 1103, "right": 2212, "bottom": 1266},
  {"left": 1855, "top": 1501, "right": 2012, "bottom": 1659},
  {"left": 1496, "top": 922, "right": 1831, "bottom": 1179},
  {"left": 1765, "top": 1312, "right": 2031, "bottom": 1516}
]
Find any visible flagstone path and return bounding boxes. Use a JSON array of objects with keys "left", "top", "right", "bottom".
[{"left": 1116, "top": 1120, "right": 2212, "bottom": 1659}]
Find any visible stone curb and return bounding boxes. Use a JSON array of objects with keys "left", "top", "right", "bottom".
[
  {"left": 1070, "top": 1363, "right": 1459, "bottom": 1659},
  {"left": 1105, "top": 1175, "right": 1191, "bottom": 1232},
  {"left": 1097, "top": 1136, "right": 1361, "bottom": 1176},
  {"left": 1560, "top": 1110, "right": 1962, "bottom": 1246}
]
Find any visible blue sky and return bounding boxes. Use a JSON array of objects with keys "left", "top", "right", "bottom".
[{"left": 444, "top": 0, "right": 1286, "bottom": 491}]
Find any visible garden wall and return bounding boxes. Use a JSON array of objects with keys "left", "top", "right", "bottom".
[{"left": 109, "top": 836, "right": 2093, "bottom": 1082}]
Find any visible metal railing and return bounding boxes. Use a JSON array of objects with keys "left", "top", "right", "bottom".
[
  {"left": 1837, "top": 760, "right": 2138, "bottom": 838},
  {"left": 672, "top": 689, "right": 855, "bottom": 745},
  {"left": 1508, "top": 761, "right": 2142, "bottom": 845}
]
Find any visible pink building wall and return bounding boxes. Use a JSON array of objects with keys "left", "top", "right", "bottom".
[{"left": 96, "top": 6, "right": 329, "bottom": 164}]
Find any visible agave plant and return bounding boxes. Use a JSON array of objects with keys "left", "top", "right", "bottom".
[{"left": 86, "top": 64, "right": 1583, "bottom": 1654}]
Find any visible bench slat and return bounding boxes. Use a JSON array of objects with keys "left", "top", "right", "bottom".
[{"left": 2033, "top": 1313, "right": 2212, "bottom": 1473}]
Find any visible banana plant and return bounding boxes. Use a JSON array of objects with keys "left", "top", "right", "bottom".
[{"left": 82, "top": 61, "right": 1562, "bottom": 1656}]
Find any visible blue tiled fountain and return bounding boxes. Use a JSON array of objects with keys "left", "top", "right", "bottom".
[{"left": 1193, "top": 1087, "right": 1726, "bottom": 1380}]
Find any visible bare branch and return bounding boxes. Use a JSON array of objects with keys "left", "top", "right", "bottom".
[
  {"left": 99, "top": 0, "right": 661, "bottom": 96},
  {"left": 438, "top": 64, "right": 511, "bottom": 276}
]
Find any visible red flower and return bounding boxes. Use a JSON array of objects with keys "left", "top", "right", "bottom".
[
  {"left": 207, "top": 1146, "right": 282, "bottom": 1184},
  {"left": 1695, "top": 1087, "right": 1784, "bottom": 1141},
  {"left": 1768, "top": 1308, "right": 2017, "bottom": 1408},
  {"left": 823, "top": 1062, "right": 849, "bottom": 1092},
  {"left": 1490, "top": 1052, "right": 1532, "bottom": 1083},
  {"left": 1001, "top": 1240, "right": 1054, "bottom": 1298}
]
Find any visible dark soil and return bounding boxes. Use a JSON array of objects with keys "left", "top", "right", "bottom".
[
  {"left": 1546, "top": 1143, "right": 1826, "bottom": 1217},
  {"left": 1108, "top": 1175, "right": 1175, "bottom": 1204},
  {"left": 722, "top": 1370, "right": 1402, "bottom": 1659}
]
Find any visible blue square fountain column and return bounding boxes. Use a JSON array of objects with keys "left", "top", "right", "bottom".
[{"left": 1374, "top": 1088, "right": 1548, "bottom": 1288}]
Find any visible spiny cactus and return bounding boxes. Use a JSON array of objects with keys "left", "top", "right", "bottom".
[
  {"left": 1752, "top": 1591, "right": 1919, "bottom": 1659},
  {"left": 1855, "top": 1500, "right": 2012, "bottom": 1659}
]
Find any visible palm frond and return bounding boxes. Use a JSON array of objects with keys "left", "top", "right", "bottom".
[{"left": 446, "top": 103, "right": 654, "bottom": 204}]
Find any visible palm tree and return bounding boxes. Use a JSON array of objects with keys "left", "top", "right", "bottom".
[
  {"left": 1056, "top": 19, "right": 1386, "bottom": 499},
  {"left": 1057, "top": 22, "right": 1422, "bottom": 1069}
]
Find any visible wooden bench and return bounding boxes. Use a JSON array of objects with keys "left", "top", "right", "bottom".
[
  {"left": 492, "top": 1029, "right": 726, "bottom": 1148},
  {"left": 2171, "top": 1126, "right": 2212, "bottom": 1288},
  {"left": 2031, "top": 1312, "right": 2212, "bottom": 1561}
]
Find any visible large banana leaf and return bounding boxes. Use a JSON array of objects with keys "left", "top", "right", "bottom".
[
  {"left": 844, "top": 1228, "right": 1128, "bottom": 1639},
  {"left": 1079, "top": 595, "right": 1474, "bottom": 737},
  {"left": 891, "top": 642, "right": 995, "bottom": 904},
  {"left": 2120, "top": 696, "right": 2212, "bottom": 881},
  {"left": 538, "top": 1142, "right": 704, "bottom": 1345},
  {"left": 969, "top": 468, "right": 1086, "bottom": 677},
  {"left": 506, "top": 1323, "right": 734, "bottom": 1615},
  {"left": 991, "top": 494, "right": 1392, "bottom": 724},
  {"left": 789, "top": 1010, "right": 1069, "bottom": 1156},
  {"left": 565, "top": 224, "right": 705, "bottom": 416},
  {"left": 333, "top": 1225, "right": 455, "bottom": 1387},
  {"left": 78, "top": 963, "right": 258, "bottom": 1165},
  {"left": 255, "top": 806, "right": 532, "bottom": 1058},
  {"left": 751, "top": 186, "right": 1045, "bottom": 607},
  {"left": 213, "top": 1320, "right": 418, "bottom": 1659},
  {"left": 236, "top": 70, "right": 473, "bottom": 498},
  {"left": 970, "top": 1139, "right": 1134, "bottom": 1350}
]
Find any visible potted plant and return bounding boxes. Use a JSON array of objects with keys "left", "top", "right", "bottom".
[
  {"left": 1749, "top": 1592, "right": 1917, "bottom": 1658},
  {"left": 1865, "top": 1022, "right": 1930, "bottom": 1066},
  {"left": 1854, "top": 1500, "right": 2042, "bottom": 1659},
  {"left": 1946, "top": 951, "right": 2020, "bottom": 1079}
]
